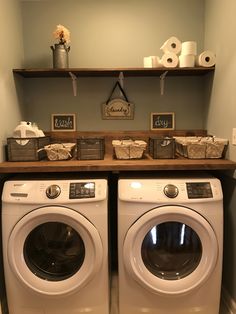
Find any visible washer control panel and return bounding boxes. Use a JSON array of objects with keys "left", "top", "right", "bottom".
[
  {"left": 186, "top": 182, "right": 213, "bottom": 199},
  {"left": 69, "top": 182, "right": 95, "bottom": 199},
  {"left": 2, "top": 179, "right": 107, "bottom": 203}
]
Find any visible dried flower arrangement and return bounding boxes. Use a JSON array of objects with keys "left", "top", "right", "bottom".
[
  {"left": 53, "top": 24, "right": 71, "bottom": 46},
  {"left": 51, "top": 24, "right": 71, "bottom": 68}
]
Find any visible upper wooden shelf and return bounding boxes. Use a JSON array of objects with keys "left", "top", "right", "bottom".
[{"left": 12, "top": 67, "right": 215, "bottom": 78}]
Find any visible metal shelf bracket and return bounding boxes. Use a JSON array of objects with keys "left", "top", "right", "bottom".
[
  {"left": 69, "top": 72, "right": 78, "bottom": 96},
  {"left": 160, "top": 70, "right": 168, "bottom": 96}
]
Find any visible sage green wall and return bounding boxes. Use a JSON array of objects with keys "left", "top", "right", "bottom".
[
  {"left": 204, "top": 0, "right": 236, "bottom": 163},
  {"left": 0, "top": 0, "right": 24, "bottom": 161},
  {"left": 21, "top": 0, "right": 204, "bottom": 68},
  {"left": 20, "top": 0, "right": 206, "bottom": 131},
  {"left": 205, "top": 0, "right": 236, "bottom": 304}
]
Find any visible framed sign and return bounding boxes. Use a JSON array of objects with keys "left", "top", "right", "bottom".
[
  {"left": 51, "top": 114, "right": 76, "bottom": 131},
  {"left": 151, "top": 112, "right": 175, "bottom": 130},
  {"left": 102, "top": 99, "right": 134, "bottom": 120}
]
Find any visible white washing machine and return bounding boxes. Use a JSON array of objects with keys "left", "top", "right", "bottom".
[
  {"left": 2, "top": 178, "right": 109, "bottom": 314},
  {"left": 118, "top": 175, "right": 223, "bottom": 314}
]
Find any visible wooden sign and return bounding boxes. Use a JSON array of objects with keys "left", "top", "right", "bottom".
[
  {"left": 102, "top": 99, "right": 134, "bottom": 120},
  {"left": 151, "top": 112, "right": 175, "bottom": 130},
  {"left": 51, "top": 114, "right": 76, "bottom": 131}
]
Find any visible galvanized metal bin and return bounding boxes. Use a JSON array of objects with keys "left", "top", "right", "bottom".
[
  {"left": 149, "top": 137, "right": 176, "bottom": 159},
  {"left": 77, "top": 137, "right": 105, "bottom": 160},
  {"left": 7, "top": 136, "right": 50, "bottom": 161}
]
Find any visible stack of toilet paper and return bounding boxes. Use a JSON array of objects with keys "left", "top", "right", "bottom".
[
  {"left": 179, "top": 41, "right": 197, "bottom": 68},
  {"left": 143, "top": 36, "right": 216, "bottom": 68},
  {"left": 160, "top": 36, "right": 181, "bottom": 68},
  {"left": 143, "top": 36, "right": 180, "bottom": 68}
]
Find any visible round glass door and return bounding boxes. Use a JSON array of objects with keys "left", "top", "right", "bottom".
[
  {"left": 141, "top": 222, "right": 202, "bottom": 280},
  {"left": 123, "top": 205, "right": 218, "bottom": 295},
  {"left": 24, "top": 222, "right": 85, "bottom": 281},
  {"left": 8, "top": 206, "right": 103, "bottom": 296}
]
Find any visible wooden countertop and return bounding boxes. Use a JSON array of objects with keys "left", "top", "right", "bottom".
[
  {"left": 3, "top": 131, "right": 235, "bottom": 173},
  {"left": 0, "top": 153, "right": 235, "bottom": 173}
]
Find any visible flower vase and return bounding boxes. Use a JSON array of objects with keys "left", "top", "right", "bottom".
[{"left": 51, "top": 44, "right": 70, "bottom": 68}]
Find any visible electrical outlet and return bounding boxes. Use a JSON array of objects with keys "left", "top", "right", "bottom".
[{"left": 232, "top": 128, "right": 236, "bottom": 145}]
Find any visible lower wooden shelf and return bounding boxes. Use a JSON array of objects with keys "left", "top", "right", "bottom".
[
  {"left": 0, "top": 154, "right": 235, "bottom": 173},
  {"left": 2, "top": 131, "right": 235, "bottom": 173}
]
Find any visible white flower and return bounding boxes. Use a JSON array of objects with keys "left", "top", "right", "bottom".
[{"left": 53, "top": 24, "right": 70, "bottom": 45}]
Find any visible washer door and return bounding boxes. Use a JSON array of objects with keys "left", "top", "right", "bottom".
[
  {"left": 123, "top": 205, "right": 218, "bottom": 295},
  {"left": 8, "top": 206, "right": 103, "bottom": 296}
]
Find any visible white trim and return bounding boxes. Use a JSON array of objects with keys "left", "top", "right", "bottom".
[{"left": 222, "top": 286, "right": 236, "bottom": 314}]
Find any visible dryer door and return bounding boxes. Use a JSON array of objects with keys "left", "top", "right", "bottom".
[
  {"left": 8, "top": 206, "right": 103, "bottom": 296},
  {"left": 123, "top": 205, "right": 218, "bottom": 295}
]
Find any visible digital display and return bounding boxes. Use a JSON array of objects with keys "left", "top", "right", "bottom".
[
  {"left": 69, "top": 182, "right": 95, "bottom": 199},
  {"left": 186, "top": 182, "right": 213, "bottom": 199}
]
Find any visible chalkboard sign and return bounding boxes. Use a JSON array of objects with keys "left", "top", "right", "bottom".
[
  {"left": 51, "top": 114, "right": 76, "bottom": 131},
  {"left": 151, "top": 112, "right": 175, "bottom": 130}
]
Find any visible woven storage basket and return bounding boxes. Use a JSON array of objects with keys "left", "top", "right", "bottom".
[
  {"left": 112, "top": 139, "right": 147, "bottom": 159},
  {"left": 44, "top": 143, "right": 76, "bottom": 161},
  {"left": 174, "top": 136, "right": 228, "bottom": 159}
]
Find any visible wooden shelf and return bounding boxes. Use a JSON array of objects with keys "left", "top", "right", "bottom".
[
  {"left": 0, "top": 154, "right": 235, "bottom": 174},
  {"left": 1, "top": 131, "right": 235, "bottom": 173},
  {"left": 12, "top": 67, "right": 215, "bottom": 78}
]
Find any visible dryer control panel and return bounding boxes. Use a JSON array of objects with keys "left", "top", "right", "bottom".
[{"left": 118, "top": 176, "right": 223, "bottom": 203}]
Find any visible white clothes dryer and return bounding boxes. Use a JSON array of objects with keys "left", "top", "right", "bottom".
[
  {"left": 2, "top": 178, "right": 109, "bottom": 314},
  {"left": 118, "top": 175, "right": 223, "bottom": 314}
]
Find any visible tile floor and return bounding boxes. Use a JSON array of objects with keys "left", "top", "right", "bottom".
[{"left": 111, "top": 274, "right": 229, "bottom": 314}]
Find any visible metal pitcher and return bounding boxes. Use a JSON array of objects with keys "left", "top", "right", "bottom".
[{"left": 51, "top": 44, "right": 70, "bottom": 68}]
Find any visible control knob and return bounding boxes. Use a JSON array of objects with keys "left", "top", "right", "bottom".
[
  {"left": 46, "top": 185, "right": 61, "bottom": 199},
  {"left": 164, "top": 184, "right": 179, "bottom": 198}
]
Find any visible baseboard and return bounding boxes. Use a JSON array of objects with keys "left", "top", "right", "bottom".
[{"left": 222, "top": 287, "right": 236, "bottom": 314}]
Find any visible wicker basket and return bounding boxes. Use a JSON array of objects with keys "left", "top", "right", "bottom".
[
  {"left": 44, "top": 143, "right": 76, "bottom": 161},
  {"left": 112, "top": 139, "right": 147, "bottom": 159},
  {"left": 174, "top": 136, "right": 228, "bottom": 159}
]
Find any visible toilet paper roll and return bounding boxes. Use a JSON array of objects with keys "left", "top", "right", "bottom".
[
  {"left": 143, "top": 56, "right": 152, "bottom": 68},
  {"left": 160, "top": 36, "right": 181, "bottom": 55},
  {"left": 196, "top": 50, "right": 216, "bottom": 67},
  {"left": 150, "top": 56, "right": 162, "bottom": 68},
  {"left": 179, "top": 54, "right": 195, "bottom": 68},
  {"left": 181, "top": 41, "right": 197, "bottom": 55},
  {"left": 161, "top": 52, "right": 179, "bottom": 68},
  {"left": 143, "top": 56, "right": 162, "bottom": 68}
]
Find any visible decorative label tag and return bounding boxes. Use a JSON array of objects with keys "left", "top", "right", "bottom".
[{"left": 102, "top": 99, "right": 134, "bottom": 120}]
